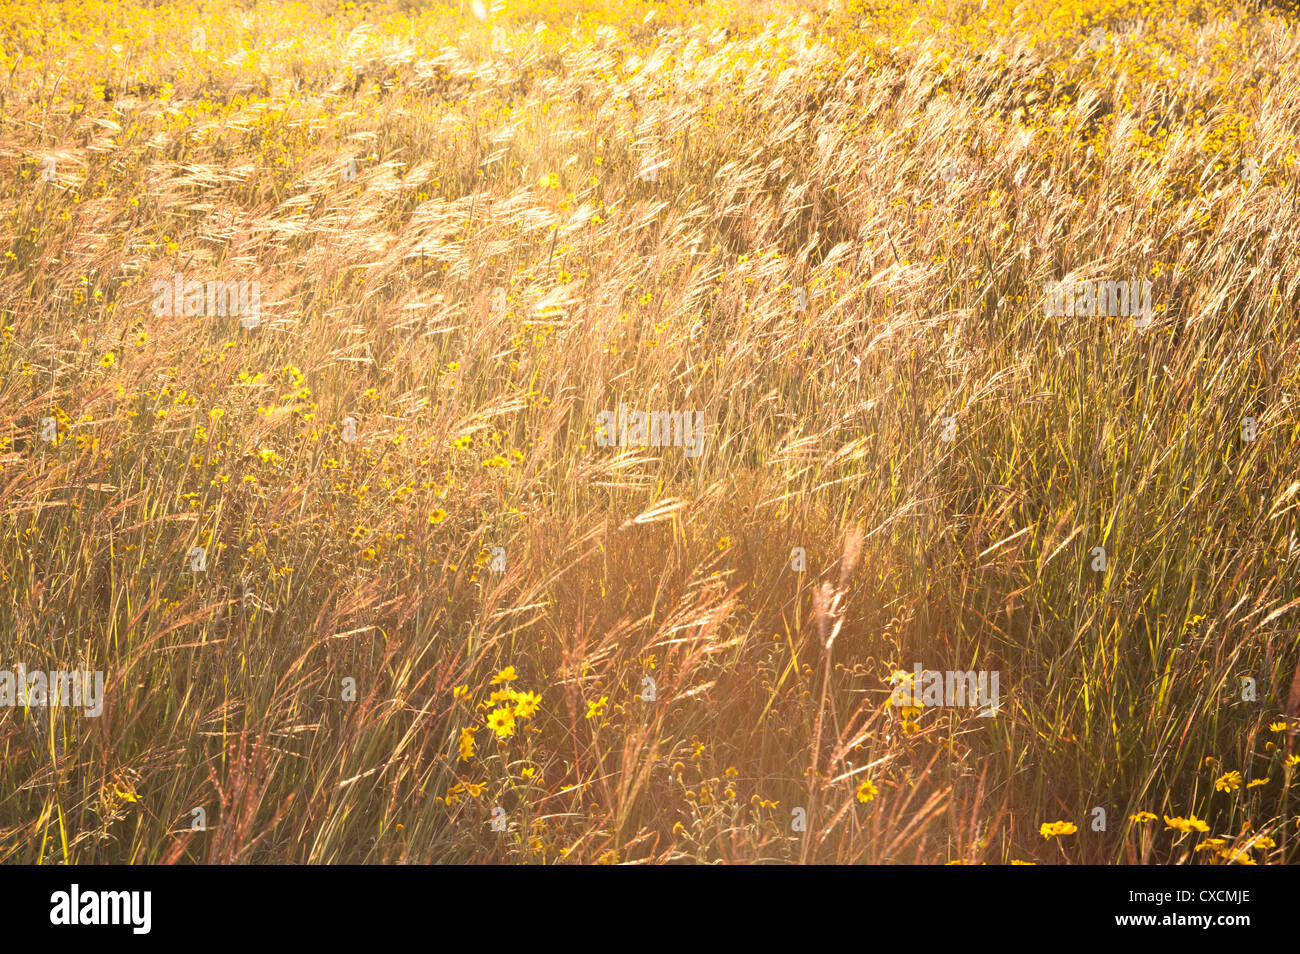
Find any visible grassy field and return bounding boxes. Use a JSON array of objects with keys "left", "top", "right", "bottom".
[{"left": 1, "top": 0, "right": 1299, "bottom": 864}]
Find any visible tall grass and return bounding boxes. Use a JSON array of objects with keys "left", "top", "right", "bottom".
[{"left": 1, "top": 0, "right": 1298, "bottom": 863}]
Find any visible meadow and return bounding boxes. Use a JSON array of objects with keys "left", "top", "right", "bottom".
[{"left": 1, "top": 0, "right": 1299, "bottom": 863}]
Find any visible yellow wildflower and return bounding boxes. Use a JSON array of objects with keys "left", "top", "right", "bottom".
[
  {"left": 1164, "top": 815, "right": 1210, "bottom": 833},
  {"left": 514, "top": 691, "right": 541, "bottom": 719},
  {"left": 486, "top": 706, "right": 515, "bottom": 739},
  {"left": 1039, "top": 821, "right": 1077, "bottom": 838},
  {"left": 1215, "top": 771, "right": 1242, "bottom": 793}
]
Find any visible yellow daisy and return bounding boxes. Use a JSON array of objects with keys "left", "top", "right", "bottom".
[{"left": 486, "top": 706, "right": 515, "bottom": 739}]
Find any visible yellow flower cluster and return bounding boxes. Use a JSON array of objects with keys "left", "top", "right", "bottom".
[{"left": 453, "top": 666, "right": 543, "bottom": 747}]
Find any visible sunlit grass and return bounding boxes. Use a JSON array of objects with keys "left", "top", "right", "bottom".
[{"left": 1, "top": 0, "right": 1298, "bottom": 864}]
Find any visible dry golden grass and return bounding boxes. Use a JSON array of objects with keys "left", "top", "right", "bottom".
[{"left": 2, "top": 0, "right": 1300, "bottom": 863}]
